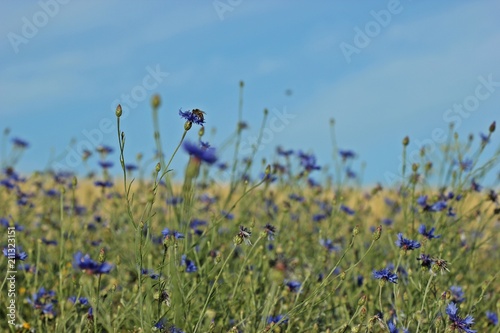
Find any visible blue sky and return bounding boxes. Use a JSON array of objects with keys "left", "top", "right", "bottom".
[{"left": 1, "top": 0, "right": 499, "bottom": 186}]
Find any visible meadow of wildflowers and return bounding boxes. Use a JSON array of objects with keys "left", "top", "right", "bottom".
[{"left": 1, "top": 88, "right": 499, "bottom": 333}]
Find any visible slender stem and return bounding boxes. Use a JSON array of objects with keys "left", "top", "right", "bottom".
[
  {"left": 378, "top": 283, "right": 383, "bottom": 313},
  {"left": 193, "top": 246, "right": 237, "bottom": 333},
  {"left": 94, "top": 274, "right": 102, "bottom": 333},
  {"left": 416, "top": 273, "right": 434, "bottom": 333}
]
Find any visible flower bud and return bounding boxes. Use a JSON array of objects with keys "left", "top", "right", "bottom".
[
  {"left": 115, "top": 104, "right": 122, "bottom": 118},
  {"left": 372, "top": 225, "right": 382, "bottom": 241},
  {"left": 151, "top": 94, "right": 161, "bottom": 109},
  {"left": 184, "top": 121, "right": 192, "bottom": 131},
  {"left": 358, "top": 294, "right": 366, "bottom": 306},
  {"left": 490, "top": 121, "right": 496, "bottom": 133},
  {"left": 98, "top": 248, "right": 106, "bottom": 264},
  {"left": 265, "top": 164, "right": 271, "bottom": 175},
  {"left": 353, "top": 225, "right": 360, "bottom": 236},
  {"left": 402, "top": 136, "right": 409, "bottom": 146},
  {"left": 155, "top": 163, "right": 161, "bottom": 173}
]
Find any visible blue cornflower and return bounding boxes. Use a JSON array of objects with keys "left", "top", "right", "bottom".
[
  {"left": 447, "top": 207, "right": 456, "bottom": 217},
  {"left": 41, "top": 238, "right": 58, "bottom": 245},
  {"left": 395, "top": 233, "right": 421, "bottom": 251},
  {"left": 340, "top": 204, "right": 355, "bottom": 215},
  {"left": 339, "top": 149, "right": 356, "bottom": 160},
  {"left": 94, "top": 180, "right": 113, "bottom": 188},
  {"left": 18, "top": 263, "right": 36, "bottom": 273},
  {"left": 179, "top": 109, "right": 205, "bottom": 125},
  {"left": 285, "top": 280, "right": 302, "bottom": 292},
  {"left": 12, "top": 137, "right": 29, "bottom": 148},
  {"left": 486, "top": 311, "right": 498, "bottom": 326},
  {"left": 180, "top": 254, "right": 197, "bottom": 273},
  {"left": 3, "top": 246, "right": 28, "bottom": 260},
  {"left": 141, "top": 268, "right": 160, "bottom": 280},
  {"left": 289, "top": 193, "right": 305, "bottom": 202},
  {"left": 161, "top": 228, "right": 185, "bottom": 239},
  {"left": 221, "top": 210, "right": 234, "bottom": 220},
  {"left": 189, "top": 218, "right": 207, "bottom": 235},
  {"left": 417, "top": 254, "right": 433, "bottom": 268},
  {"left": 154, "top": 318, "right": 184, "bottom": 332},
  {"left": 277, "top": 146, "right": 294, "bottom": 157},
  {"left": 345, "top": 167, "right": 357, "bottom": 179},
  {"left": 450, "top": 285, "right": 465, "bottom": 303},
  {"left": 312, "top": 213, "right": 327, "bottom": 222},
  {"left": 372, "top": 268, "right": 398, "bottom": 284},
  {"left": 0, "top": 217, "right": 24, "bottom": 231},
  {"left": 96, "top": 145, "right": 114, "bottom": 154},
  {"left": 418, "top": 225, "right": 441, "bottom": 239},
  {"left": 166, "top": 196, "right": 183, "bottom": 205},
  {"left": 98, "top": 160, "right": 114, "bottom": 169},
  {"left": 429, "top": 200, "right": 447, "bottom": 212},
  {"left": 124, "top": 164, "right": 137, "bottom": 172},
  {"left": 479, "top": 132, "right": 490, "bottom": 144},
  {"left": 263, "top": 223, "right": 276, "bottom": 240},
  {"left": 471, "top": 179, "right": 482, "bottom": 192},
  {"left": 382, "top": 218, "right": 393, "bottom": 226},
  {"left": 446, "top": 302, "right": 476, "bottom": 333},
  {"left": 320, "top": 238, "right": 341, "bottom": 252},
  {"left": 417, "top": 195, "right": 428, "bottom": 207},
  {"left": 73, "top": 252, "right": 113, "bottom": 275},
  {"left": 267, "top": 314, "right": 289, "bottom": 325},
  {"left": 27, "top": 287, "right": 57, "bottom": 317},
  {"left": 387, "top": 322, "right": 399, "bottom": 333},
  {"left": 183, "top": 141, "right": 217, "bottom": 164},
  {"left": 459, "top": 158, "right": 473, "bottom": 172},
  {"left": 298, "top": 151, "right": 321, "bottom": 172},
  {"left": 68, "top": 296, "right": 90, "bottom": 306}
]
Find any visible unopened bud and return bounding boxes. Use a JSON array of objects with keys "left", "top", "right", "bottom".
[
  {"left": 358, "top": 294, "right": 367, "bottom": 306},
  {"left": 373, "top": 225, "right": 382, "bottom": 241},
  {"left": 151, "top": 94, "right": 161, "bottom": 109},
  {"left": 353, "top": 225, "right": 359, "bottom": 236},
  {"left": 72, "top": 176, "right": 78, "bottom": 187},
  {"left": 265, "top": 164, "right": 271, "bottom": 175},
  {"left": 490, "top": 121, "right": 496, "bottom": 133},
  {"left": 155, "top": 163, "right": 161, "bottom": 173},
  {"left": 98, "top": 248, "right": 106, "bottom": 264},
  {"left": 239, "top": 80, "right": 244, "bottom": 88},
  {"left": 115, "top": 104, "right": 122, "bottom": 117},
  {"left": 198, "top": 126, "right": 205, "bottom": 137},
  {"left": 402, "top": 136, "right": 409, "bottom": 146},
  {"left": 184, "top": 121, "right": 192, "bottom": 131},
  {"left": 264, "top": 108, "right": 268, "bottom": 115}
]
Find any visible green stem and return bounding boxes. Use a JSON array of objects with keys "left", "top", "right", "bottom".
[
  {"left": 416, "top": 273, "right": 434, "bottom": 333},
  {"left": 193, "top": 246, "right": 237, "bottom": 333}
]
